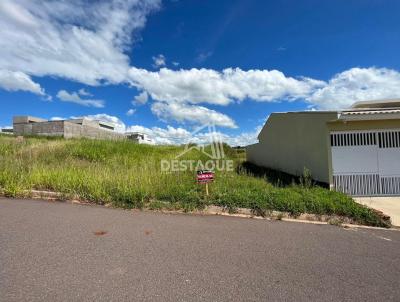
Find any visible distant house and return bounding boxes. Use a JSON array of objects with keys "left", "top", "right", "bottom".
[
  {"left": 10, "top": 116, "right": 157, "bottom": 144},
  {"left": 126, "top": 132, "right": 155, "bottom": 145},
  {"left": 12, "top": 116, "right": 125, "bottom": 140},
  {"left": 246, "top": 99, "right": 400, "bottom": 196},
  {"left": 0, "top": 128, "right": 13, "bottom": 135}
]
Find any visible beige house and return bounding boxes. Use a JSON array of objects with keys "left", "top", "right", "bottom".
[{"left": 246, "top": 99, "right": 400, "bottom": 196}]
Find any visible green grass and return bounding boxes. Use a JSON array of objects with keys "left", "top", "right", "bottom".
[{"left": 0, "top": 135, "right": 390, "bottom": 227}]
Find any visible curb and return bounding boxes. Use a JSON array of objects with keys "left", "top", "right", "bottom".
[{"left": 2, "top": 189, "right": 397, "bottom": 231}]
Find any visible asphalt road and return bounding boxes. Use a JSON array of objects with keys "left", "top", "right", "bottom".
[{"left": 1, "top": 198, "right": 399, "bottom": 302}]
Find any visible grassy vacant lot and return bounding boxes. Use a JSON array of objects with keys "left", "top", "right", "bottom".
[{"left": 0, "top": 135, "right": 389, "bottom": 227}]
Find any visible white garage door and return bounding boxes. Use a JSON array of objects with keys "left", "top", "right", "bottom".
[{"left": 331, "top": 130, "right": 400, "bottom": 196}]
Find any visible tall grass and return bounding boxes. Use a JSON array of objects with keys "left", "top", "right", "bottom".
[{"left": 0, "top": 135, "right": 389, "bottom": 227}]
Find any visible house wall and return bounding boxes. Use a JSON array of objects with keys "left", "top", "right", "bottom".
[
  {"left": 13, "top": 124, "right": 31, "bottom": 136},
  {"left": 13, "top": 117, "right": 125, "bottom": 140},
  {"left": 64, "top": 121, "right": 125, "bottom": 140},
  {"left": 13, "top": 121, "right": 65, "bottom": 136},
  {"left": 246, "top": 112, "right": 338, "bottom": 183}
]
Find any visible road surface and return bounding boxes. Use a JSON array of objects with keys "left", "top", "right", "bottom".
[{"left": 1, "top": 198, "right": 399, "bottom": 301}]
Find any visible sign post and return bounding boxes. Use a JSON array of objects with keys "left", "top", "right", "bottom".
[{"left": 196, "top": 170, "right": 214, "bottom": 196}]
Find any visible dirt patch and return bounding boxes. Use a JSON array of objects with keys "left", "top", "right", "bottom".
[{"left": 94, "top": 231, "right": 107, "bottom": 236}]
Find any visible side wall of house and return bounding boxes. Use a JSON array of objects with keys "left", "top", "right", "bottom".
[
  {"left": 246, "top": 112, "right": 338, "bottom": 183},
  {"left": 13, "top": 121, "right": 65, "bottom": 136},
  {"left": 64, "top": 121, "right": 125, "bottom": 140}
]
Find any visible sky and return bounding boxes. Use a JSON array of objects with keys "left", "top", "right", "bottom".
[{"left": 1, "top": 0, "right": 400, "bottom": 145}]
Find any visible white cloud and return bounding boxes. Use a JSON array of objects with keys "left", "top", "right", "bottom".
[
  {"left": 50, "top": 117, "right": 64, "bottom": 121},
  {"left": 57, "top": 90, "right": 105, "bottom": 108},
  {"left": 129, "top": 66, "right": 400, "bottom": 112},
  {"left": 0, "top": 125, "right": 12, "bottom": 131},
  {"left": 151, "top": 101, "right": 237, "bottom": 128},
  {"left": 81, "top": 114, "right": 126, "bottom": 133},
  {"left": 126, "top": 109, "right": 136, "bottom": 116},
  {"left": 132, "top": 91, "right": 149, "bottom": 105},
  {"left": 220, "top": 126, "right": 262, "bottom": 147},
  {"left": 307, "top": 67, "right": 400, "bottom": 109},
  {"left": 152, "top": 54, "right": 166, "bottom": 68},
  {"left": 0, "top": 0, "right": 160, "bottom": 86},
  {"left": 128, "top": 67, "right": 325, "bottom": 106},
  {"left": 196, "top": 51, "right": 213, "bottom": 63},
  {"left": 0, "top": 69, "right": 45, "bottom": 95},
  {"left": 78, "top": 88, "right": 92, "bottom": 97},
  {"left": 172, "top": 61, "right": 180, "bottom": 67}
]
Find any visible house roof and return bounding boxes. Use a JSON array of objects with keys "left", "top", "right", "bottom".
[
  {"left": 339, "top": 99, "right": 400, "bottom": 120},
  {"left": 351, "top": 99, "right": 400, "bottom": 109},
  {"left": 342, "top": 109, "right": 400, "bottom": 115},
  {"left": 338, "top": 108, "right": 400, "bottom": 121}
]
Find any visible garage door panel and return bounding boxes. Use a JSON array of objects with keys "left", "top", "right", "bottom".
[
  {"left": 332, "top": 146, "right": 378, "bottom": 174},
  {"left": 381, "top": 177, "right": 400, "bottom": 195},
  {"left": 378, "top": 145, "right": 400, "bottom": 177},
  {"left": 333, "top": 174, "right": 380, "bottom": 196}
]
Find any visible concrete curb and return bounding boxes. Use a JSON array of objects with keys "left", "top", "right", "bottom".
[
  {"left": 1, "top": 189, "right": 397, "bottom": 231},
  {"left": 200, "top": 206, "right": 399, "bottom": 231}
]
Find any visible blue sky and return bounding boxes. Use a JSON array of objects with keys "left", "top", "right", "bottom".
[{"left": 1, "top": 0, "right": 400, "bottom": 145}]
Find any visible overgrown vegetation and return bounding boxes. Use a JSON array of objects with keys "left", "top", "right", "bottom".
[{"left": 0, "top": 135, "right": 390, "bottom": 227}]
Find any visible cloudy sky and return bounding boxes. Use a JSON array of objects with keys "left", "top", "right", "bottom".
[{"left": 1, "top": 0, "right": 400, "bottom": 145}]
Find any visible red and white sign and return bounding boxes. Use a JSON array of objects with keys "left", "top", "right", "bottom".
[{"left": 196, "top": 170, "right": 214, "bottom": 183}]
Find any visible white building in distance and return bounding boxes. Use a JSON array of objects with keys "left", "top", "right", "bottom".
[{"left": 126, "top": 132, "right": 155, "bottom": 145}]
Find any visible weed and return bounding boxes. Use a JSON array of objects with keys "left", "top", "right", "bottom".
[
  {"left": 300, "top": 167, "right": 313, "bottom": 188},
  {"left": 328, "top": 218, "right": 343, "bottom": 226},
  {"left": 0, "top": 136, "right": 389, "bottom": 227}
]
